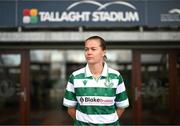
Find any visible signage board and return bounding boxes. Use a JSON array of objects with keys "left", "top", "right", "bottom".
[
  {"left": 18, "top": 0, "right": 145, "bottom": 27},
  {"left": 147, "top": 0, "right": 180, "bottom": 27},
  {"left": 0, "top": 0, "right": 17, "bottom": 27},
  {"left": 0, "top": 0, "right": 179, "bottom": 28}
]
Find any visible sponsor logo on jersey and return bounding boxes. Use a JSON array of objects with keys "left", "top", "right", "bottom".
[{"left": 80, "top": 97, "right": 113, "bottom": 104}]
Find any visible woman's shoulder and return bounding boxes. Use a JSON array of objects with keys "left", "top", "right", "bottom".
[
  {"left": 72, "top": 67, "right": 85, "bottom": 76},
  {"left": 108, "top": 67, "right": 120, "bottom": 76}
]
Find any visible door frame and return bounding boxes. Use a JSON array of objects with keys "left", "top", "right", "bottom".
[
  {"left": 131, "top": 49, "right": 178, "bottom": 124},
  {"left": 0, "top": 49, "right": 30, "bottom": 125}
]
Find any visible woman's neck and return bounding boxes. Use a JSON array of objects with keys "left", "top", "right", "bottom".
[{"left": 88, "top": 62, "right": 104, "bottom": 78}]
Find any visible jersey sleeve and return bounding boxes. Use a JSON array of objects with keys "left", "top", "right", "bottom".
[
  {"left": 115, "top": 74, "right": 129, "bottom": 108},
  {"left": 63, "top": 74, "right": 77, "bottom": 107}
]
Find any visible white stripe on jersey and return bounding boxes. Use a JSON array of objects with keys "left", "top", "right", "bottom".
[
  {"left": 108, "top": 68, "right": 120, "bottom": 76},
  {"left": 63, "top": 98, "right": 77, "bottom": 107},
  {"left": 66, "top": 82, "right": 74, "bottom": 93},
  {"left": 116, "top": 82, "right": 126, "bottom": 94},
  {"left": 76, "top": 110, "right": 118, "bottom": 124},
  {"left": 116, "top": 98, "right": 129, "bottom": 108},
  {"left": 73, "top": 67, "right": 85, "bottom": 76},
  {"left": 77, "top": 96, "right": 115, "bottom": 106}
]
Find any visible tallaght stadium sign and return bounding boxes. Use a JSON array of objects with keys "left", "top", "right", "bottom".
[
  {"left": 39, "top": 11, "right": 139, "bottom": 22},
  {"left": 2, "top": 0, "right": 180, "bottom": 27},
  {"left": 23, "top": 0, "right": 140, "bottom": 24}
]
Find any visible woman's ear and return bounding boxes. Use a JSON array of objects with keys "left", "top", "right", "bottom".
[{"left": 103, "top": 50, "right": 106, "bottom": 56}]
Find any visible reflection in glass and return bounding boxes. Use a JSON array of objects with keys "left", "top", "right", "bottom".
[
  {"left": 0, "top": 54, "right": 21, "bottom": 124},
  {"left": 0, "top": 54, "right": 20, "bottom": 66},
  {"left": 141, "top": 54, "right": 169, "bottom": 124}
]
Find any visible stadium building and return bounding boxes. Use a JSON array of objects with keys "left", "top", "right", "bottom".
[{"left": 0, "top": 0, "right": 180, "bottom": 125}]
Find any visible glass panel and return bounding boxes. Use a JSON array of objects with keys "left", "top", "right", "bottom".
[
  {"left": 29, "top": 49, "right": 132, "bottom": 125},
  {"left": 30, "top": 50, "right": 73, "bottom": 125},
  {"left": 0, "top": 54, "right": 21, "bottom": 124},
  {"left": 141, "top": 53, "right": 169, "bottom": 124},
  {"left": 177, "top": 54, "right": 180, "bottom": 124},
  {"left": 0, "top": 54, "right": 20, "bottom": 66}
]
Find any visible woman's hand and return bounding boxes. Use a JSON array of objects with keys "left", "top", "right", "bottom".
[
  {"left": 68, "top": 107, "right": 76, "bottom": 120},
  {"left": 116, "top": 108, "right": 125, "bottom": 118}
]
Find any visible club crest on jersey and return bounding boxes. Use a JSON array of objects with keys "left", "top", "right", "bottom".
[
  {"left": 83, "top": 80, "right": 87, "bottom": 85},
  {"left": 104, "top": 81, "right": 114, "bottom": 88}
]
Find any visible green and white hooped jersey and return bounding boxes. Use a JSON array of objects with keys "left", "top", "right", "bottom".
[{"left": 63, "top": 63, "right": 129, "bottom": 125}]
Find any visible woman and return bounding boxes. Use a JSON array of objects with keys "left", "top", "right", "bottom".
[{"left": 63, "top": 36, "right": 129, "bottom": 125}]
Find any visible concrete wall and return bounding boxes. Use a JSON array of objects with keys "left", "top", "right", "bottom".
[{"left": 0, "top": 31, "right": 180, "bottom": 49}]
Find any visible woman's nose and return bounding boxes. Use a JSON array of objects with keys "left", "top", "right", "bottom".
[{"left": 87, "top": 50, "right": 92, "bottom": 54}]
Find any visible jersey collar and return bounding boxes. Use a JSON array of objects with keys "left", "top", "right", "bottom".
[{"left": 85, "top": 62, "right": 108, "bottom": 78}]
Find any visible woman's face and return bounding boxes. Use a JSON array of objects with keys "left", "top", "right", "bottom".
[{"left": 84, "top": 39, "right": 105, "bottom": 65}]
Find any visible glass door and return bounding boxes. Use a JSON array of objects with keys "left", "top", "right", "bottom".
[
  {"left": 0, "top": 50, "right": 29, "bottom": 125},
  {"left": 140, "top": 53, "right": 169, "bottom": 124},
  {"left": 132, "top": 50, "right": 179, "bottom": 125}
]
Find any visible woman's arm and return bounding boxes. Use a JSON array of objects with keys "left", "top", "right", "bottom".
[
  {"left": 116, "top": 108, "right": 125, "bottom": 118},
  {"left": 68, "top": 107, "right": 76, "bottom": 120}
]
